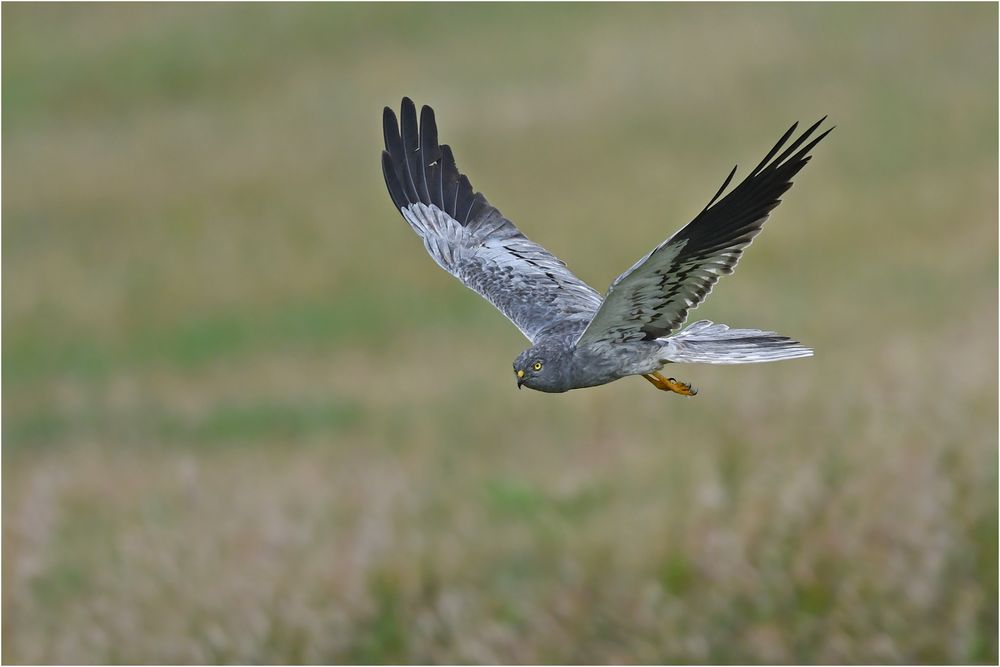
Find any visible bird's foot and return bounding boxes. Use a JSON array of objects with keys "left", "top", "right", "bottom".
[{"left": 643, "top": 371, "right": 698, "bottom": 396}]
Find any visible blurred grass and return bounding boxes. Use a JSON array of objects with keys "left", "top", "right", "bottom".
[{"left": 3, "top": 3, "right": 997, "bottom": 664}]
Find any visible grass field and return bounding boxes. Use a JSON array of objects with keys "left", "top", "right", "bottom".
[{"left": 3, "top": 4, "right": 997, "bottom": 664}]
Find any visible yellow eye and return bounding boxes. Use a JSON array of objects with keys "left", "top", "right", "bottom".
[{"left": 533, "top": 361, "right": 543, "bottom": 371}]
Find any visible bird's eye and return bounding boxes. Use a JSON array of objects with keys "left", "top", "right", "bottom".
[{"left": 533, "top": 361, "right": 543, "bottom": 371}]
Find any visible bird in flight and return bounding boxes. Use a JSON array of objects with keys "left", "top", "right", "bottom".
[{"left": 381, "top": 98, "right": 830, "bottom": 395}]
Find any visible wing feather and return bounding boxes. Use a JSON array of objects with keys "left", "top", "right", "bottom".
[
  {"left": 576, "top": 119, "right": 832, "bottom": 348},
  {"left": 381, "top": 98, "right": 603, "bottom": 342}
]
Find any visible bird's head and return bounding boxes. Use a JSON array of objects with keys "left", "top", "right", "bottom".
[{"left": 513, "top": 342, "right": 572, "bottom": 393}]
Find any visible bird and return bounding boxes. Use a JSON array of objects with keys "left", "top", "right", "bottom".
[{"left": 381, "top": 97, "right": 831, "bottom": 395}]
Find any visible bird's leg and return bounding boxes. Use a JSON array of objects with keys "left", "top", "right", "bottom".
[{"left": 643, "top": 371, "right": 698, "bottom": 396}]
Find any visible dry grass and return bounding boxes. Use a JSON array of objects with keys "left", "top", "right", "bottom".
[{"left": 3, "top": 4, "right": 997, "bottom": 664}]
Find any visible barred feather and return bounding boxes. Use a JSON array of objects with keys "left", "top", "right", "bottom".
[{"left": 659, "top": 320, "right": 813, "bottom": 364}]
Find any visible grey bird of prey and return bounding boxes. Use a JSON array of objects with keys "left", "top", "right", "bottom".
[{"left": 381, "top": 98, "right": 830, "bottom": 395}]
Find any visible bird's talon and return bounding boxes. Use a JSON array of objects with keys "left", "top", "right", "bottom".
[{"left": 643, "top": 372, "right": 698, "bottom": 396}]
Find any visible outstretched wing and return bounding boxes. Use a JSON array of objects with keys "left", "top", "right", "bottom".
[
  {"left": 576, "top": 118, "right": 832, "bottom": 348},
  {"left": 382, "top": 98, "right": 602, "bottom": 343}
]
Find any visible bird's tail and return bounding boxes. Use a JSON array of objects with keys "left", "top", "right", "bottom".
[{"left": 658, "top": 320, "right": 812, "bottom": 364}]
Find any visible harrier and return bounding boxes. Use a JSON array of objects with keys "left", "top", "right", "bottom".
[{"left": 381, "top": 98, "right": 830, "bottom": 395}]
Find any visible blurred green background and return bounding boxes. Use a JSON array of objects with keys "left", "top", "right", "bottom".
[{"left": 3, "top": 3, "right": 997, "bottom": 664}]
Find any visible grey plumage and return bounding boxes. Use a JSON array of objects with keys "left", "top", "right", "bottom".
[
  {"left": 381, "top": 98, "right": 829, "bottom": 394},
  {"left": 658, "top": 321, "right": 814, "bottom": 364}
]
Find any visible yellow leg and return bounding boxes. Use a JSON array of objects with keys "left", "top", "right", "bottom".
[{"left": 642, "top": 371, "right": 698, "bottom": 396}]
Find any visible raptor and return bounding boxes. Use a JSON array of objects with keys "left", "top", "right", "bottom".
[{"left": 381, "top": 98, "right": 830, "bottom": 395}]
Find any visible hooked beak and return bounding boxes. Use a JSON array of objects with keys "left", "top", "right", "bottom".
[{"left": 516, "top": 369, "right": 524, "bottom": 389}]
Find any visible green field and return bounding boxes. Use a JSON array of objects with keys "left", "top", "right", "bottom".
[{"left": 3, "top": 4, "right": 997, "bottom": 663}]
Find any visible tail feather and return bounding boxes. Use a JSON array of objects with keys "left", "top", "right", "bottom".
[{"left": 660, "top": 320, "right": 812, "bottom": 364}]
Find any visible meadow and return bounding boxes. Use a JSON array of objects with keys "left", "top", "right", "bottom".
[{"left": 3, "top": 4, "right": 997, "bottom": 663}]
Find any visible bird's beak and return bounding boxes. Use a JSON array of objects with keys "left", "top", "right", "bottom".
[{"left": 516, "top": 369, "right": 524, "bottom": 389}]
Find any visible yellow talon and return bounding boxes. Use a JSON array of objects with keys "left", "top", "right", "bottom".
[{"left": 642, "top": 371, "right": 698, "bottom": 396}]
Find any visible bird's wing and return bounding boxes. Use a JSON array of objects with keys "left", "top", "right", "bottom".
[
  {"left": 382, "top": 98, "right": 603, "bottom": 343},
  {"left": 575, "top": 118, "right": 832, "bottom": 349}
]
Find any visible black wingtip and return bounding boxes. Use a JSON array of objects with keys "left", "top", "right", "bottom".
[
  {"left": 381, "top": 98, "right": 483, "bottom": 226},
  {"left": 749, "top": 121, "right": 798, "bottom": 178},
  {"left": 702, "top": 163, "right": 739, "bottom": 213},
  {"left": 382, "top": 107, "right": 399, "bottom": 148},
  {"left": 419, "top": 105, "right": 438, "bottom": 149},
  {"left": 794, "top": 125, "right": 834, "bottom": 162},
  {"left": 687, "top": 115, "right": 832, "bottom": 249},
  {"left": 382, "top": 150, "right": 408, "bottom": 210},
  {"left": 419, "top": 104, "right": 441, "bottom": 206},
  {"left": 400, "top": 96, "right": 416, "bottom": 118},
  {"left": 770, "top": 116, "right": 827, "bottom": 168}
]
